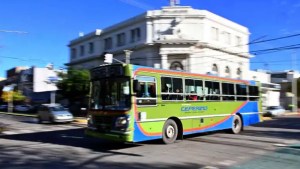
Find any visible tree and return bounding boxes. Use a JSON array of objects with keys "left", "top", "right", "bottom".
[
  {"left": 1, "top": 90, "right": 26, "bottom": 103},
  {"left": 56, "top": 68, "right": 90, "bottom": 114}
]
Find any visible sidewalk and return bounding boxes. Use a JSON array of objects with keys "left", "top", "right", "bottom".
[{"left": 284, "top": 112, "right": 300, "bottom": 116}]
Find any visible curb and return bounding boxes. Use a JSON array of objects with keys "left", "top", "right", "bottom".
[
  {"left": 74, "top": 118, "right": 87, "bottom": 124},
  {"left": 284, "top": 112, "right": 300, "bottom": 116},
  {"left": 262, "top": 117, "right": 272, "bottom": 120}
]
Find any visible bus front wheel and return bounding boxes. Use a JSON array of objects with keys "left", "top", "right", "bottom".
[
  {"left": 162, "top": 119, "right": 178, "bottom": 144},
  {"left": 231, "top": 115, "right": 242, "bottom": 134}
]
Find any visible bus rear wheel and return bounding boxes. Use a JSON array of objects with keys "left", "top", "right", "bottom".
[
  {"left": 231, "top": 115, "right": 242, "bottom": 134},
  {"left": 162, "top": 119, "right": 178, "bottom": 144}
]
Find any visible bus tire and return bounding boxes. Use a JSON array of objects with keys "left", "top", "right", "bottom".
[
  {"left": 231, "top": 115, "right": 242, "bottom": 134},
  {"left": 162, "top": 119, "right": 178, "bottom": 144}
]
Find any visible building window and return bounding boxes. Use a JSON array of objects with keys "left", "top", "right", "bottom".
[
  {"left": 170, "top": 61, "right": 184, "bottom": 71},
  {"left": 80, "top": 45, "right": 84, "bottom": 56},
  {"left": 225, "top": 66, "right": 231, "bottom": 78},
  {"left": 236, "top": 36, "right": 242, "bottom": 47},
  {"left": 130, "top": 28, "right": 141, "bottom": 43},
  {"left": 223, "top": 32, "right": 231, "bottom": 44},
  {"left": 211, "top": 64, "right": 219, "bottom": 76},
  {"left": 104, "top": 37, "right": 113, "bottom": 50},
  {"left": 117, "top": 33, "right": 126, "bottom": 47},
  {"left": 237, "top": 68, "right": 242, "bottom": 79},
  {"left": 88, "top": 42, "right": 94, "bottom": 54},
  {"left": 136, "top": 28, "right": 141, "bottom": 41},
  {"left": 71, "top": 48, "right": 77, "bottom": 59},
  {"left": 211, "top": 27, "right": 219, "bottom": 41}
]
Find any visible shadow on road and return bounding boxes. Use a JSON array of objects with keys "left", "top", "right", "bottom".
[
  {"left": 0, "top": 128, "right": 140, "bottom": 154},
  {"left": 254, "top": 116, "right": 300, "bottom": 130},
  {"left": 0, "top": 129, "right": 207, "bottom": 169},
  {"left": 240, "top": 116, "right": 300, "bottom": 140}
]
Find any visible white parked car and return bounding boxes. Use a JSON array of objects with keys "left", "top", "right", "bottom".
[
  {"left": 37, "top": 104, "right": 73, "bottom": 123},
  {"left": 265, "top": 106, "right": 286, "bottom": 117}
]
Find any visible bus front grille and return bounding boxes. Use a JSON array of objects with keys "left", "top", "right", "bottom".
[{"left": 93, "top": 116, "right": 114, "bottom": 132}]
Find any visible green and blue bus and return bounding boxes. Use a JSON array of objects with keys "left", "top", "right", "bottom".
[{"left": 86, "top": 64, "right": 262, "bottom": 144}]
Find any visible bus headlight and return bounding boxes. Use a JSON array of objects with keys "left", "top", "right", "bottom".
[{"left": 115, "top": 116, "right": 129, "bottom": 128}]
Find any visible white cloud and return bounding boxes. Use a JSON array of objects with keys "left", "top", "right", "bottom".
[{"left": 119, "top": 0, "right": 155, "bottom": 10}]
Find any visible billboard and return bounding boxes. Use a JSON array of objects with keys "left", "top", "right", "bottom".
[{"left": 33, "top": 68, "right": 58, "bottom": 92}]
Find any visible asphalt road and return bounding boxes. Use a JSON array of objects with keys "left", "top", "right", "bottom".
[{"left": 0, "top": 113, "right": 300, "bottom": 169}]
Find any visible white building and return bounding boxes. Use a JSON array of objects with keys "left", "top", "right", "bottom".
[
  {"left": 67, "top": 5, "right": 253, "bottom": 80},
  {"left": 67, "top": 4, "right": 280, "bottom": 109},
  {"left": 271, "top": 70, "right": 300, "bottom": 110},
  {"left": 250, "top": 70, "right": 281, "bottom": 110},
  {"left": 19, "top": 65, "right": 61, "bottom": 104}
]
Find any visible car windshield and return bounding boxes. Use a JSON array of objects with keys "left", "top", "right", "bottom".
[
  {"left": 90, "top": 77, "right": 131, "bottom": 111},
  {"left": 50, "top": 106, "right": 65, "bottom": 111}
]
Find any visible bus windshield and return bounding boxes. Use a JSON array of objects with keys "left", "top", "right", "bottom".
[{"left": 90, "top": 77, "right": 131, "bottom": 111}]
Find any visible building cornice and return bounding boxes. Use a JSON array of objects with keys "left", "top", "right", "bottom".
[
  {"left": 68, "top": 29, "right": 102, "bottom": 46},
  {"left": 196, "top": 42, "right": 253, "bottom": 58}
]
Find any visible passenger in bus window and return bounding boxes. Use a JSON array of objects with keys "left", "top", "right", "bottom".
[
  {"left": 172, "top": 88, "right": 183, "bottom": 100},
  {"left": 189, "top": 91, "right": 197, "bottom": 100},
  {"left": 149, "top": 84, "right": 156, "bottom": 97}
]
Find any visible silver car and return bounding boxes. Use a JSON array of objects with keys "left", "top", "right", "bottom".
[
  {"left": 265, "top": 106, "right": 286, "bottom": 117},
  {"left": 37, "top": 104, "right": 73, "bottom": 123}
]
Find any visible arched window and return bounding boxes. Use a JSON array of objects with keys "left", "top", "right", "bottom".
[
  {"left": 225, "top": 66, "right": 231, "bottom": 78},
  {"left": 170, "top": 61, "right": 184, "bottom": 71},
  {"left": 237, "top": 68, "right": 242, "bottom": 79},
  {"left": 212, "top": 64, "right": 219, "bottom": 75}
]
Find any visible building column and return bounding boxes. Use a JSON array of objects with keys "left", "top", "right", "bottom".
[
  {"left": 146, "top": 20, "right": 153, "bottom": 43},
  {"left": 161, "top": 54, "right": 168, "bottom": 69},
  {"left": 189, "top": 54, "right": 197, "bottom": 73}
]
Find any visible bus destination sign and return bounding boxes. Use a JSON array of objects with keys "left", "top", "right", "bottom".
[{"left": 91, "top": 65, "right": 124, "bottom": 80}]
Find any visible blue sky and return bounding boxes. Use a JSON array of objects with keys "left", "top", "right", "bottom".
[{"left": 1, "top": 0, "right": 300, "bottom": 77}]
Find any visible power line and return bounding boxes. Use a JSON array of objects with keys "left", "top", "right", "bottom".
[
  {"left": 0, "top": 30, "right": 28, "bottom": 34},
  {"left": 0, "top": 56, "right": 46, "bottom": 63},
  {"left": 249, "top": 33, "right": 300, "bottom": 45}
]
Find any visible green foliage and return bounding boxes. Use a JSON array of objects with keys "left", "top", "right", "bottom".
[
  {"left": 57, "top": 68, "right": 90, "bottom": 102},
  {"left": 1, "top": 90, "right": 26, "bottom": 102},
  {"left": 286, "top": 78, "right": 300, "bottom": 96}
]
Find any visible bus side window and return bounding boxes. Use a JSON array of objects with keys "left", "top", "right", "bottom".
[
  {"left": 161, "top": 77, "right": 183, "bottom": 101},
  {"left": 236, "top": 84, "right": 248, "bottom": 101},
  {"left": 136, "top": 76, "right": 157, "bottom": 105}
]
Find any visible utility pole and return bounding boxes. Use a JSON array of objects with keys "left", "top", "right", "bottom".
[{"left": 292, "top": 51, "right": 298, "bottom": 112}]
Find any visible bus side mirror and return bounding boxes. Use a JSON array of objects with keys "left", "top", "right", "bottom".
[{"left": 133, "top": 80, "right": 141, "bottom": 93}]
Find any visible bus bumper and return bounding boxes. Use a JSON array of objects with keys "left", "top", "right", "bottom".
[{"left": 85, "top": 128, "right": 133, "bottom": 142}]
